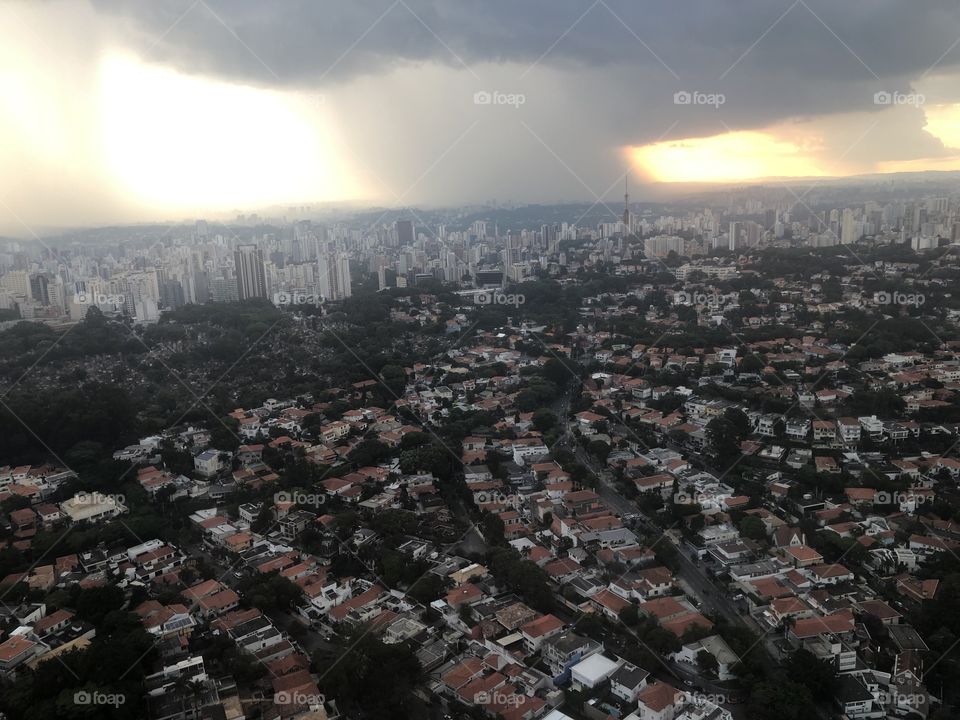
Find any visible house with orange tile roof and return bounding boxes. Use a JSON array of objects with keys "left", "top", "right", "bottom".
[
  {"left": 0, "top": 634, "right": 47, "bottom": 676},
  {"left": 520, "top": 614, "right": 565, "bottom": 652},
  {"left": 788, "top": 609, "right": 855, "bottom": 642},
  {"left": 782, "top": 544, "right": 823, "bottom": 568},
  {"left": 636, "top": 679, "right": 680, "bottom": 720}
]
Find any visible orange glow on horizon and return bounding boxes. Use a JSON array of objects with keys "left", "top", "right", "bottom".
[{"left": 629, "top": 130, "right": 828, "bottom": 183}]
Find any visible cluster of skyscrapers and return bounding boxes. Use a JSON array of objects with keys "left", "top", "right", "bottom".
[{"left": 2, "top": 192, "right": 959, "bottom": 327}]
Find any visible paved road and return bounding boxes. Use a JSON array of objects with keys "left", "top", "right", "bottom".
[{"left": 557, "top": 411, "right": 749, "bottom": 630}]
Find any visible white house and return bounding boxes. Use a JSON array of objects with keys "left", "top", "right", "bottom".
[{"left": 194, "top": 450, "right": 226, "bottom": 477}]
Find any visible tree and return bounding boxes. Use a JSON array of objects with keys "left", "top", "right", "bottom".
[
  {"left": 250, "top": 502, "right": 273, "bottom": 534},
  {"left": 406, "top": 573, "right": 449, "bottom": 605},
  {"left": 723, "top": 407, "right": 752, "bottom": 438},
  {"left": 348, "top": 439, "right": 391, "bottom": 467},
  {"left": 480, "top": 512, "right": 506, "bottom": 546},
  {"left": 739, "top": 515, "right": 767, "bottom": 542},
  {"left": 619, "top": 604, "right": 640, "bottom": 626},
  {"left": 74, "top": 585, "right": 126, "bottom": 626},
  {"left": 707, "top": 416, "right": 741, "bottom": 465},
  {"left": 587, "top": 439, "right": 611, "bottom": 462},
  {"left": 739, "top": 354, "right": 765, "bottom": 374},
  {"left": 697, "top": 649, "right": 719, "bottom": 674},
  {"left": 748, "top": 680, "right": 815, "bottom": 720},
  {"left": 785, "top": 648, "right": 837, "bottom": 701},
  {"left": 238, "top": 572, "right": 303, "bottom": 612},
  {"left": 378, "top": 364, "right": 408, "bottom": 400},
  {"left": 532, "top": 409, "right": 558, "bottom": 432},
  {"left": 781, "top": 615, "right": 796, "bottom": 640},
  {"left": 487, "top": 547, "right": 554, "bottom": 611},
  {"left": 316, "top": 630, "right": 422, "bottom": 720}
]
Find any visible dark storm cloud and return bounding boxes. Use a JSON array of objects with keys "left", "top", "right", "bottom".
[
  {"left": 95, "top": 0, "right": 960, "bottom": 84},
  {"left": 95, "top": 0, "right": 960, "bottom": 89},
  {"left": 91, "top": 0, "right": 960, "bottom": 149}
]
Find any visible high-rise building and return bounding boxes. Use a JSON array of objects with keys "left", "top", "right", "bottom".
[
  {"left": 127, "top": 275, "right": 160, "bottom": 322},
  {"left": 1, "top": 270, "right": 31, "bottom": 299},
  {"left": 234, "top": 244, "right": 267, "bottom": 300},
  {"left": 47, "top": 278, "right": 66, "bottom": 313},
  {"left": 623, "top": 174, "right": 631, "bottom": 231},
  {"left": 841, "top": 209, "right": 859, "bottom": 244},
  {"left": 728, "top": 222, "right": 740, "bottom": 251},
  {"left": 30, "top": 273, "right": 50, "bottom": 305},
  {"left": 211, "top": 276, "right": 240, "bottom": 303},
  {"left": 396, "top": 220, "right": 415, "bottom": 246},
  {"left": 161, "top": 280, "right": 186, "bottom": 309},
  {"left": 318, "top": 253, "right": 352, "bottom": 301}
]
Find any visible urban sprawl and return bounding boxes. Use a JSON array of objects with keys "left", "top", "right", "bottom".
[{"left": 2, "top": 185, "right": 960, "bottom": 720}]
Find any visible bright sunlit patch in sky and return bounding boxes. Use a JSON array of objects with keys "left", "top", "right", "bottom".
[
  {"left": 874, "top": 102, "right": 960, "bottom": 173},
  {"left": 922, "top": 103, "right": 960, "bottom": 149},
  {"left": 99, "top": 54, "right": 362, "bottom": 211},
  {"left": 629, "top": 130, "right": 828, "bottom": 183}
]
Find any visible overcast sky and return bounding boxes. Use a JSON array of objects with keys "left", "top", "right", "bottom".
[{"left": 3, "top": 0, "right": 960, "bottom": 234}]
